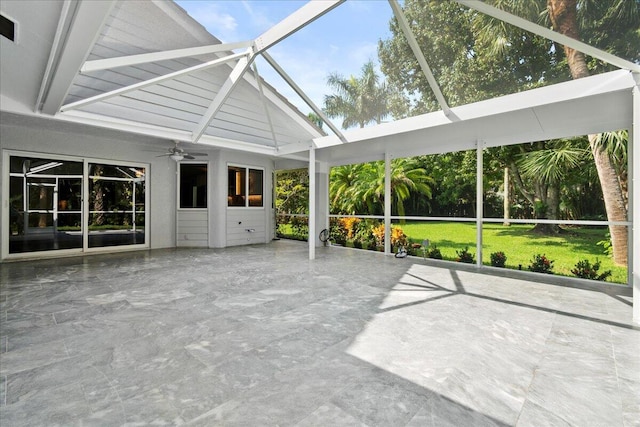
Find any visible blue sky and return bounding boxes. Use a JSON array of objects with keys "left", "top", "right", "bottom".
[{"left": 175, "top": 0, "right": 393, "bottom": 116}]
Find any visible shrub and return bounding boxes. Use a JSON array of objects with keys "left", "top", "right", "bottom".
[
  {"left": 426, "top": 245, "right": 443, "bottom": 259},
  {"left": 372, "top": 223, "right": 385, "bottom": 247},
  {"left": 490, "top": 251, "right": 507, "bottom": 268},
  {"left": 353, "top": 220, "right": 376, "bottom": 249},
  {"left": 391, "top": 227, "right": 408, "bottom": 248},
  {"left": 456, "top": 246, "right": 475, "bottom": 263},
  {"left": 371, "top": 224, "right": 408, "bottom": 249},
  {"left": 528, "top": 254, "right": 554, "bottom": 274},
  {"left": 571, "top": 259, "right": 612, "bottom": 281},
  {"left": 330, "top": 218, "right": 347, "bottom": 245},
  {"left": 339, "top": 217, "right": 360, "bottom": 240}
]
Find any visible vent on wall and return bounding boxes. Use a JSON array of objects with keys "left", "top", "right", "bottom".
[{"left": 1, "top": 14, "right": 16, "bottom": 42}]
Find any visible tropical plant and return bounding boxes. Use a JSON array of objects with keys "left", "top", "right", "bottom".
[
  {"left": 371, "top": 224, "right": 408, "bottom": 248},
  {"left": 379, "top": 0, "right": 638, "bottom": 264},
  {"left": 490, "top": 251, "right": 507, "bottom": 268},
  {"left": 456, "top": 246, "right": 475, "bottom": 264},
  {"left": 426, "top": 244, "right": 443, "bottom": 259},
  {"left": 528, "top": 254, "right": 554, "bottom": 274},
  {"left": 544, "top": 0, "right": 634, "bottom": 265},
  {"left": 571, "top": 259, "right": 612, "bottom": 281},
  {"left": 330, "top": 159, "right": 434, "bottom": 218},
  {"left": 275, "top": 169, "right": 308, "bottom": 215},
  {"left": 323, "top": 60, "right": 395, "bottom": 129},
  {"left": 517, "top": 140, "right": 587, "bottom": 232}
]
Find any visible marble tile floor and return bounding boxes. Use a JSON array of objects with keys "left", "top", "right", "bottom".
[{"left": 0, "top": 240, "right": 638, "bottom": 426}]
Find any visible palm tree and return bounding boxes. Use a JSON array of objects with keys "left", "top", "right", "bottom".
[
  {"left": 307, "top": 112, "right": 323, "bottom": 130},
  {"left": 330, "top": 159, "right": 434, "bottom": 218},
  {"left": 518, "top": 140, "right": 586, "bottom": 232},
  {"left": 323, "top": 60, "right": 394, "bottom": 129},
  {"left": 477, "top": 0, "right": 636, "bottom": 265},
  {"left": 329, "top": 163, "right": 369, "bottom": 214},
  {"left": 544, "top": 0, "right": 631, "bottom": 264}
]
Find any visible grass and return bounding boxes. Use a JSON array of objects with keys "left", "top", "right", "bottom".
[
  {"left": 398, "top": 221, "right": 627, "bottom": 284},
  {"left": 277, "top": 220, "right": 627, "bottom": 284}
]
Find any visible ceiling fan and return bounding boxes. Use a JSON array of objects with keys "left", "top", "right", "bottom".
[{"left": 157, "top": 141, "right": 207, "bottom": 162}]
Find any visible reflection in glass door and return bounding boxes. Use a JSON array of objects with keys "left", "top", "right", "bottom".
[
  {"left": 9, "top": 156, "right": 83, "bottom": 253},
  {"left": 6, "top": 154, "right": 146, "bottom": 255},
  {"left": 88, "top": 163, "right": 146, "bottom": 248}
]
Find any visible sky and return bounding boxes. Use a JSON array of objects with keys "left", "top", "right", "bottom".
[{"left": 174, "top": 0, "right": 394, "bottom": 118}]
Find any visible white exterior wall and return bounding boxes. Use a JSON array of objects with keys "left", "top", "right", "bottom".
[
  {"left": 176, "top": 210, "right": 208, "bottom": 247},
  {"left": 210, "top": 150, "right": 274, "bottom": 248},
  {"left": 1, "top": 120, "right": 278, "bottom": 258}
]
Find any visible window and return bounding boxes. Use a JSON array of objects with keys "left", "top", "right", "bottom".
[
  {"left": 228, "top": 165, "right": 263, "bottom": 207},
  {"left": 180, "top": 164, "right": 207, "bottom": 208}
]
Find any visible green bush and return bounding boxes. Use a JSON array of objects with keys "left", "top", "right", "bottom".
[
  {"left": 528, "top": 254, "right": 554, "bottom": 274},
  {"left": 490, "top": 251, "right": 507, "bottom": 268},
  {"left": 426, "top": 245, "right": 443, "bottom": 259},
  {"left": 456, "top": 246, "right": 475, "bottom": 264},
  {"left": 571, "top": 259, "right": 612, "bottom": 281}
]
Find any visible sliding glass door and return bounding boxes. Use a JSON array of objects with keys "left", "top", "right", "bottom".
[
  {"left": 5, "top": 152, "right": 147, "bottom": 256},
  {"left": 88, "top": 163, "right": 146, "bottom": 248}
]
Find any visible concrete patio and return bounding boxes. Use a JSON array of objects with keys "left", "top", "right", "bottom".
[{"left": 1, "top": 239, "right": 638, "bottom": 426}]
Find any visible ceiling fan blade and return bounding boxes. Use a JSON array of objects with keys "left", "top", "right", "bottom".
[
  {"left": 183, "top": 154, "right": 196, "bottom": 160},
  {"left": 156, "top": 153, "right": 171, "bottom": 157}
]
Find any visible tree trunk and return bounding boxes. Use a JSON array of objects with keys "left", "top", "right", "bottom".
[
  {"left": 503, "top": 167, "right": 510, "bottom": 226},
  {"left": 590, "top": 135, "right": 628, "bottom": 265},
  {"left": 547, "top": 0, "right": 628, "bottom": 265}
]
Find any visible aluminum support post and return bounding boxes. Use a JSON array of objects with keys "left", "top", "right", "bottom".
[
  {"left": 385, "top": 151, "right": 392, "bottom": 255},
  {"left": 476, "top": 141, "right": 484, "bottom": 268},
  {"left": 309, "top": 146, "right": 316, "bottom": 260},
  {"left": 632, "top": 73, "right": 639, "bottom": 324}
]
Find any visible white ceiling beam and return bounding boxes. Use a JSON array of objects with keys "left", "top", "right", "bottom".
[
  {"left": 191, "top": 1, "right": 344, "bottom": 144},
  {"left": 253, "top": 0, "right": 344, "bottom": 53},
  {"left": 40, "top": 0, "right": 118, "bottom": 115},
  {"left": 252, "top": 62, "right": 279, "bottom": 150},
  {"left": 455, "top": 0, "right": 640, "bottom": 73},
  {"left": 61, "top": 51, "right": 247, "bottom": 112},
  {"left": 388, "top": 0, "right": 451, "bottom": 116},
  {"left": 35, "top": 0, "right": 74, "bottom": 113},
  {"left": 191, "top": 50, "right": 255, "bottom": 143},
  {"left": 81, "top": 40, "right": 253, "bottom": 72},
  {"left": 262, "top": 52, "right": 347, "bottom": 143}
]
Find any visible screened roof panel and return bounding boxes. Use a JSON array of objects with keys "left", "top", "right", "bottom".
[{"left": 0, "top": 0, "right": 636, "bottom": 160}]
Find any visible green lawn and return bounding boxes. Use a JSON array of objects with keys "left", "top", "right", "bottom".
[{"left": 398, "top": 221, "right": 627, "bottom": 284}]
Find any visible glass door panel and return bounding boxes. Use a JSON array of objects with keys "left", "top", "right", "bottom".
[
  {"left": 8, "top": 156, "right": 83, "bottom": 253},
  {"left": 88, "top": 163, "right": 146, "bottom": 248}
]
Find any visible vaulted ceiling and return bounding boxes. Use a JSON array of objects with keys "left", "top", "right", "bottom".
[{"left": 1, "top": 0, "right": 637, "bottom": 165}]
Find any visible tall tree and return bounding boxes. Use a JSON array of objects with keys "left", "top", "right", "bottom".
[
  {"left": 323, "top": 60, "right": 395, "bottom": 129},
  {"left": 379, "top": 0, "right": 638, "bottom": 264},
  {"left": 545, "top": 0, "right": 635, "bottom": 264}
]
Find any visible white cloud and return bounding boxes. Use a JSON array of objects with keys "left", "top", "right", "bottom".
[
  {"left": 241, "top": 0, "right": 277, "bottom": 34},
  {"left": 178, "top": 3, "right": 239, "bottom": 42}
]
